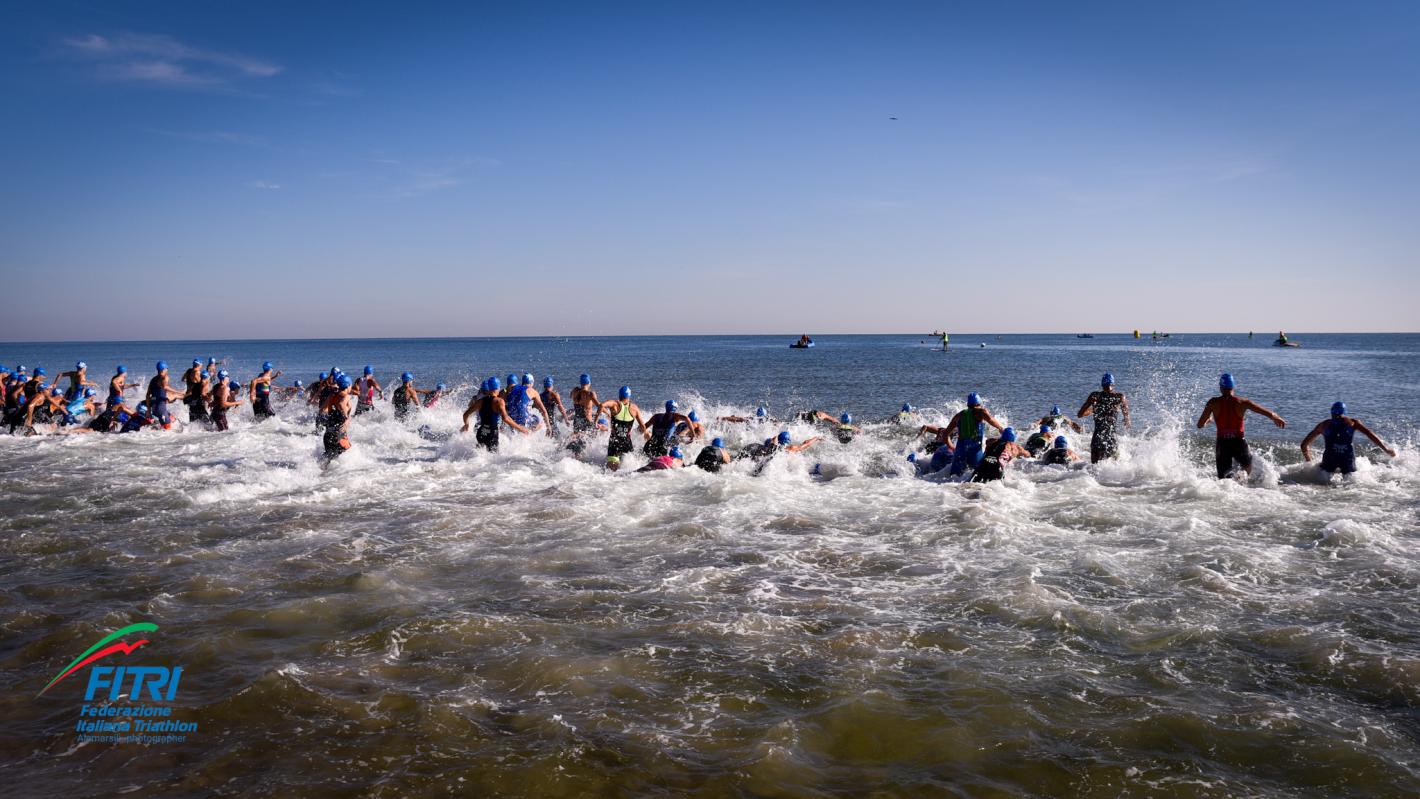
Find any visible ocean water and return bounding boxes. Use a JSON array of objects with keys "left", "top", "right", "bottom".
[{"left": 2, "top": 333, "right": 1418, "bottom": 797}]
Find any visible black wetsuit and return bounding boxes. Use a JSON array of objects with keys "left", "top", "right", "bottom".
[
  {"left": 694, "top": 445, "right": 726, "bottom": 472},
  {"left": 185, "top": 383, "right": 209, "bottom": 424},
  {"left": 1087, "top": 391, "right": 1124, "bottom": 461},
  {"left": 970, "top": 439, "right": 1012, "bottom": 483},
  {"left": 540, "top": 390, "right": 562, "bottom": 436},
  {"left": 252, "top": 380, "right": 274, "bottom": 420},
  {"left": 833, "top": 425, "right": 854, "bottom": 444},
  {"left": 643, "top": 413, "right": 678, "bottom": 458},
  {"left": 1041, "top": 448, "right": 1072, "bottom": 466},
  {"left": 323, "top": 403, "right": 349, "bottom": 460},
  {"left": 608, "top": 404, "right": 635, "bottom": 458},
  {"left": 475, "top": 398, "right": 500, "bottom": 451},
  {"left": 1024, "top": 432, "right": 1051, "bottom": 456},
  {"left": 392, "top": 387, "right": 413, "bottom": 421}
]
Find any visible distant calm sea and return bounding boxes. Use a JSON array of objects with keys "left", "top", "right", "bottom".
[{"left": 2, "top": 333, "right": 1417, "bottom": 797}]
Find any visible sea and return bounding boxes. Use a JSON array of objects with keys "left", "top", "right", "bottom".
[{"left": 1, "top": 333, "right": 1417, "bottom": 797}]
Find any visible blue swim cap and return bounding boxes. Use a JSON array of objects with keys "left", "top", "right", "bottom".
[
  {"left": 689, "top": 410, "right": 700, "bottom": 422},
  {"left": 85, "top": 388, "right": 96, "bottom": 397},
  {"left": 712, "top": 437, "right": 725, "bottom": 448},
  {"left": 1054, "top": 436, "right": 1068, "bottom": 449},
  {"left": 116, "top": 365, "right": 127, "bottom": 374},
  {"left": 50, "top": 387, "right": 63, "bottom": 396},
  {"left": 16, "top": 365, "right": 25, "bottom": 373},
  {"left": 579, "top": 373, "right": 591, "bottom": 385},
  {"left": 364, "top": 365, "right": 373, "bottom": 375},
  {"left": 337, "top": 375, "right": 353, "bottom": 389},
  {"left": 218, "top": 369, "right": 229, "bottom": 379},
  {"left": 34, "top": 367, "right": 47, "bottom": 376},
  {"left": 137, "top": 402, "right": 148, "bottom": 413},
  {"left": 76, "top": 361, "right": 86, "bottom": 370},
  {"left": 319, "top": 372, "right": 329, "bottom": 380},
  {"left": 194, "top": 359, "right": 203, "bottom": 366},
  {"left": 902, "top": 403, "right": 913, "bottom": 412},
  {"left": 1051, "top": 404, "right": 1061, "bottom": 415},
  {"left": 434, "top": 383, "right": 445, "bottom": 391},
  {"left": 544, "top": 376, "right": 554, "bottom": 388},
  {"left": 1219, "top": 372, "right": 1236, "bottom": 390},
  {"left": 523, "top": 373, "right": 534, "bottom": 385},
  {"left": 665, "top": 399, "right": 678, "bottom": 413},
  {"left": 619, "top": 386, "right": 632, "bottom": 400},
  {"left": 199, "top": 372, "right": 208, "bottom": 381},
  {"left": 669, "top": 446, "right": 684, "bottom": 459},
  {"left": 208, "top": 357, "right": 217, "bottom": 365},
  {"left": 1101, "top": 373, "right": 1115, "bottom": 386},
  {"left": 777, "top": 431, "right": 791, "bottom": 445},
  {"left": 229, "top": 380, "right": 241, "bottom": 391},
  {"left": 0, "top": 366, "right": 8, "bottom": 374},
  {"left": 1001, "top": 427, "right": 1017, "bottom": 442},
  {"left": 966, "top": 392, "right": 980, "bottom": 406},
  {"left": 1331, "top": 401, "right": 1347, "bottom": 416},
  {"left": 155, "top": 361, "right": 166, "bottom": 372},
  {"left": 294, "top": 380, "right": 304, "bottom": 388},
  {"left": 488, "top": 376, "right": 502, "bottom": 391},
  {"left": 840, "top": 412, "right": 852, "bottom": 424},
  {"left": 756, "top": 406, "right": 768, "bottom": 417},
  {"left": 402, "top": 372, "right": 414, "bottom": 383},
  {"left": 262, "top": 361, "right": 274, "bottom": 372},
  {"left": 1040, "top": 424, "right": 1050, "bottom": 433}
]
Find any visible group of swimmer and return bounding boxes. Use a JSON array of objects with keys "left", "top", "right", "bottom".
[{"left": 0, "top": 359, "right": 1398, "bottom": 482}]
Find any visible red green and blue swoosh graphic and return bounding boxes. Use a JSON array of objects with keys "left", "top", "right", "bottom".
[{"left": 38, "top": 622, "right": 159, "bottom": 697}]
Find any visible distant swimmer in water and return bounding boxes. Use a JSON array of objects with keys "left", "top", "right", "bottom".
[
  {"left": 145, "top": 361, "right": 183, "bottom": 429},
  {"left": 538, "top": 376, "right": 571, "bottom": 435},
  {"left": 887, "top": 403, "right": 916, "bottom": 425},
  {"left": 643, "top": 400, "right": 693, "bottom": 458},
  {"left": 1300, "top": 401, "right": 1395, "bottom": 476},
  {"left": 506, "top": 374, "right": 554, "bottom": 436},
  {"left": 209, "top": 378, "right": 244, "bottom": 432},
  {"left": 599, "top": 386, "right": 649, "bottom": 461},
  {"left": 749, "top": 430, "right": 822, "bottom": 475},
  {"left": 1023, "top": 424, "right": 1054, "bottom": 457},
  {"left": 720, "top": 406, "right": 773, "bottom": 424},
  {"left": 830, "top": 413, "right": 859, "bottom": 444},
  {"left": 970, "top": 427, "right": 1032, "bottom": 483},
  {"left": 1078, "top": 373, "right": 1131, "bottom": 463},
  {"left": 106, "top": 365, "right": 138, "bottom": 410},
  {"left": 677, "top": 410, "right": 705, "bottom": 443},
  {"left": 1036, "top": 404, "right": 1083, "bottom": 434},
  {"left": 459, "top": 377, "right": 528, "bottom": 452},
  {"left": 912, "top": 423, "right": 956, "bottom": 473},
  {"left": 1040, "top": 436, "right": 1079, "bottom": 466},
  {"left": 249, "top": 361, "right": 281, "bottom": 421},
  {"left": 279, "top": 379, "right": 305, "bottom": 399},
  {"left": 355, "top": 366, "right": 384, "bottom": 416},
  {"left": 694, "top": 437, "right": 732, "bottom": 472},
  {"left": 88, "top": 396, "right": 132, "bottom": 433},
  {"left": 392, "top": 372, "right": 436, "bottom": 421},
  {"left": 119, "top": 401, "right": 160, "bottom": 433},
  {"left": 1196, "top": 373, "right": 1286, "bottom": 479},
  {"left": 637, "top": 445, "right": 685, "bottom": 472},
  {"left": 424, "top": 383, "right": 447, "bottom": 408},
  {"left": 55, "top": 361, "right": 98, "bottom": 402},
  {"left": 319, "top": 375, "right": 354, "bottom": 463},
  {"left": 946, "top": 393, "right": 1005, "bottom": 476},
  {"left": 570, "top": 373, "right": 600, "bottom": 435}
]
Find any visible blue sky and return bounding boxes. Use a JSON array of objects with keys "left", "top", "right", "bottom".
[{"left": 2, "top": 1, "right": 1417, "bottom": 340}]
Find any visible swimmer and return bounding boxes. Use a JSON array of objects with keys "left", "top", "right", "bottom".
[
  {"left": 946, "top": 393, "right": 1006, "bottom": 476},
  {"left": 180, "top": 359, "right": 205, "bottom": 394},
  {"left": 119, "top": 401, "right": 159, "bottom": 433},
  {"left": 570, "top": 373, "right": 601, "bottom": 435},
  {"left": 505, "top": 374, "right": 554, "bottom": 436},
  {"left": 354, "top": 366, "right": 383, "bottom": 416},
  {"left": 55, "top": 361, "right": 99, "bottom": 401},
  {"left": 1196, "top": 373, "right": 1285, "bottom": 479},
  {"left": 185, "top": 370, "right": 211, "bottom": 425},
  {"left": 643, "top": 400, "right": 693, "bottom": 458},
  {"left": 637, "top": 446, "right": 685, "bottom": 472},
  {"left": 1079, "top": 374, "right": 1131, "bottom": 463},
  {"left": 693, "top": 436, "right": 732, "bottom": 472},
  {"left": 677, "top": 410, "right": 706, "bottom": 443},
  {"left": 424, "top": 383, "right": 447, "bottom": 408},
  {"left": 1035, "top": 404, "right": 1083, "bottom": 434},
  {"left": 539, "top": 377, "right": 571, "bottom": 434},
  {"left": 1040, "top": 436, "right": 1079, "bottom": 466},
  {"left": 750, "top": 431, "right": 821, "bottom": 475},
  {"left": 209, "top": 378, "right": 244, "bottom": 432},
  {"left": 248, "top": 362, "right": 281, "bottom": 421},
  {"left": 829, "top": 413, "right": 859, "bottom": 444},
  {"left": 599, "top": 386, "right": 649, "bottom": 460},
  {"left": 88, "top": 396, "right": 132, "bottom": 433},
  {"left": 887, "top": 403, "right": 916, "bottom": 425},
  {"left": 719, "top": 406, "right": 773, "bottom": 424},
  {"left": 279, "top": 379, "right": 305, "bottom": 399},
  {"left": 1023, "top": 424, "right": 1054, "bottom": 457},
  {"left": 392, "top": 372, "right": 435, "bottom": 421},
  {"left": 145, "top": 361, "right": 183, "bottom": 429},
  {"left": 1300, "top": 401, "right": 1395, "bottom": 475},
  {"left": 319, "top": 375, "right": 354, "bottom": 462},
  {"left": 969, "top": 427, "right": 1032, "bottom": 483},
  {"left": 459, "top": 377, "right": 529, "bottom": 451}
]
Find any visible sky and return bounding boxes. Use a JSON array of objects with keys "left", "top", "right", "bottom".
[{"left": 2, "top": 0, "right": 1418, "bottom": 341}]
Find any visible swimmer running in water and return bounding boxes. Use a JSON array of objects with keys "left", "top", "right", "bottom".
[
  {"left": 146, "top": 361, "right": 183, "bottom": 429},
  {"left": 505, "top": 374, "right": 554, "bottom": 436},
  {"left": 392, "top": 372, "right": 435, "bottom": 421},
  {"left": 1078, "top": 373, "right": 1131, "bottom": 463},
  {"left": 319, "top": 375, "right": 354, "bottom": 463},
  {"left": 459, "top": 376, "right": 528, "bottom": 451},
  {"left": 1300, "top": 401, "right": 1395, "bottom": 476},
  {"left": 539, "top": 377, "right": 571, "bottom": 435},
  {"left": 946, "top": 393, "right": 1005, "bottom": 476},
  {"left": 354, "top": 366, "right": 383, "bottom": 416},
  {"left": 248, "top": 362, "right": 282, "bottom": 420},
  {"left": 694, "top": 437, "right": 732, "bottom": 472},
  {"left": 1196, "top": 373, "right": 1285, "bottom": 479},
  {"left": 209, "top": 378, "right": 244, "bottom": 432},
  {"left": 570, "top": 374, "right": 600, "bottom": 434},
  {"left": 598, "top": 386, "right": 649, "bottom": 462},
  {"left": 55, "top": 361, "right": 98, "bottom": 401},
  {"left": 643, "top": 400, "right": 693, "bottom": 458}
]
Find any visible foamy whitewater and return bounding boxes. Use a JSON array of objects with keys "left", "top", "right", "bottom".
[{"left": 2, "top": 334, "right": 1418, "bottom": 796}]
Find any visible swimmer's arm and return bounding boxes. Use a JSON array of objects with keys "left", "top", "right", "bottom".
[
  {"left": 633, "top": 407, "right": 648, "bottom": 435},
  {"left": 1241, "top": 398, "right": 1285, "bottom": 428},
  {"left": 1353, "top": 419, "right": 1397, "bottom": 457},
  {"left": 1299, "top": 421, "right": 1326, "bottom": 461},
  {"left": 1121, "top": 394, "right": 1131, "bottom": 428},
  {"left": 944, "top": 411, "right": 963, "bottom": 442},
  {"left": 1196, "top": 398, "right": 1215, "bottom": 429},
  {"left": 786, "top": 437, "right": 821, "bottom": 453},
  {"left": 1067, "top": 417, "right": 1083, "bottom": 433},
  {"left": 1078, "top": 395, "right": 1096, "bottom": 418},
  {"left": 460, "top": 399, "right": 479, "bottom": 432},
  {"left": 980, "top": 409, "right": 1005, "bottom": 432}
]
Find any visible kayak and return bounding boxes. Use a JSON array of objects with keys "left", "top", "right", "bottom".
[{"left": 790, "top": 341, "right": 815, "bottom": 349}]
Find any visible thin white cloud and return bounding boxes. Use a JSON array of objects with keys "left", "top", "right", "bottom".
[
  {"left": 384, "top": 157, "right": 500, "bottom": 199},
  {"left": 247, "top": 180, "right": 281, "bottom": 190},
  {"left": 61, "top": 32, "right": 281, "bottom": 89}
]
